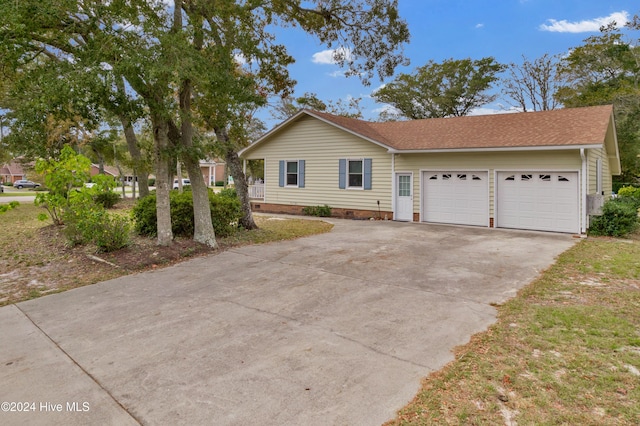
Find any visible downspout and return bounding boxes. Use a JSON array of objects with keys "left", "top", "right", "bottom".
[
  {"left": 580, "top": 149, "right": 587, "bottom": 234},
  {"left": 391, "top": 153, "right": 396, "bottom": 220}
]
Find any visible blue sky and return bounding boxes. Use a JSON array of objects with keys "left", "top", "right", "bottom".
[{"left": 258, "top": 1, "right": 638, "bottom": 128}]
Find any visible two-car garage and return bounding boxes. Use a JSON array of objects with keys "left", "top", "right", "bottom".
[{"left": 421, "top": 170, "right": 580, "bottom": 234}]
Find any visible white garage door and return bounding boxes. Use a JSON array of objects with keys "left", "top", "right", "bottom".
[
  {"left": 497, "top": 172, "right": 579, "bottom": 233},
  {"left": 423, "top": 171, "right": 488, "bottom": 226}
]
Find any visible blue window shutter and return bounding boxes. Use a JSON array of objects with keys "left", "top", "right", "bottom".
[
  {"left": 298, "top": 160, "right": 305, "bottom": 188},
  {"left": 338, "top": 159, "right": 346, "bottom": 189},
  {"left": 279, "top": 160, "right": 285, "bottom": 187},
  {"left": 364, "top": 158, "right": 372, "bottom": 190}
]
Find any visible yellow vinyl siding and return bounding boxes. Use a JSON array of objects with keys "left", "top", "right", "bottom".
[
  {"left": 587, "top": 148, "right": 612, "bottom": 196},
  {"left": 395, "top": 150, "right": 582, "bottom": 217},
  {"left": 243, "top": 115, "right": 393, "bottom": 211}
]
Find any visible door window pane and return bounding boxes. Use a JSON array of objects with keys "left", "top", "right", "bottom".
[{"left": 398, "top": 175, "right": 411, "bottom": 197}]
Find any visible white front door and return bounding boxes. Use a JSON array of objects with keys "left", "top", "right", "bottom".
[{"left": 395, "top": 173, "right": 413, "bottom": 221}]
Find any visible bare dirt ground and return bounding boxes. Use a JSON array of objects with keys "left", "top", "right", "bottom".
[
  {"left": 0, "top": 200, "right": 333, "bottom": 306},
  {"left": 0, "top": 210, "right": 216, "bottom": 306}
]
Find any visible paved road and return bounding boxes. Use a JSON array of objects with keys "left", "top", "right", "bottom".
[
  {"left": 0, "top": 194, "right": 36, "bottom": 204},
  {"left": 0, "top": 219, "right": 576, "bottom": 425}
]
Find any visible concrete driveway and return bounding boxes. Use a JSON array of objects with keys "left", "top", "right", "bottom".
[{"left": 0, "top": 219, "right": 575, "bottom": 426}]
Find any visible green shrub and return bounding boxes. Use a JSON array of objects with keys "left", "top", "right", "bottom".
[
  {"left": 131, "top": 193, "right": 158, "bottom": 236},
  {"left": 302, "top": 205, "right": 332, "bottom": 217},
  {"left": 589, "top": 198, "right": 640, "bottom": 237},
  {"left": 35, "top": 146, "right": 92, "bottom": 225},
  {"left": 88, "top": 175, "right": 120, "bottom": 208},
  {"left": 132, "top": 189, "right": 243, "bottom": 238},
  {"left": 0, "top": 201, "right": 20, "bottom": 215},
  {"left": 613, "top": 182, "right": 639, "bottom": 194},
  {"left": 209, "top": 191, "right": 242, "bottom": 237},
  {"left": 218, "top": 187, "right": 237, "bottom": 198},
  {"left": 94, "top": 214, "right": 131, "bottom": 252},
  {"left": 616, "top": 185, "right": 640, "bottom": 199},
  {"left": 170, "top": 190, "right": 195, "bottom": 237},
  {"left": 215, "top": 180, "right": 224, "bottom": 187},
  {"left": 94, "top": 191, "right": 120, "bottom": 208},
  {"left": 62, "top": 192, "right": 106, "bottom": 246},
  {"left": 148, "top": 178, "right": 156, "bottom": 187}
]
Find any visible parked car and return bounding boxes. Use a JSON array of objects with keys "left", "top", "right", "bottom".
[
  {"left": 13, "top": 179, "right": 40, "bottom": 189},
  {"left": 173, "top": 178, "right": 190, "bottom": 189}
]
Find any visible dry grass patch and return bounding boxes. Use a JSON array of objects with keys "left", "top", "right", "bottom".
[
  {"left": 387, "top": 238, "right": 640, "bottom": 425},
  {"left": 0, "top": 203, "right": 333, "bottom": 306}
]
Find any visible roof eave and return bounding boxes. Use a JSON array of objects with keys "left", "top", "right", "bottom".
[
  {"left": 239, "top": 109, "right": 312, "bottom": 157},
  {"left": 387, "top": 144, "right": 603, "bottom": 154},
  {"left": 302, "top": 110, "right": 393, "bottom": 151},
  {"left": 240, "top": 109, "right": 394, "bottom": 157},
  {"left": 605, "top": 110, "right": 622, "bottom": 175}
]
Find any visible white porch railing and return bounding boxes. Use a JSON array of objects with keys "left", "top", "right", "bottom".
[{"left": 248, "top": 183, "right": 265, "bottom": 199}]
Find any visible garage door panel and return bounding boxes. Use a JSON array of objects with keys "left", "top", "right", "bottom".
[
  {"left": 423, "top": 171, "right": 488, "bottom": 227},
  {"left": 497, "top": 172, "right": 578, "bottom": 233}
]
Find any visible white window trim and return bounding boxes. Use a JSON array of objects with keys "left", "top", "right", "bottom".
[
  {"left": 596, "top": 158, "right": 603, "bottom": 195},
  {"left": 346, "top": 158, "right": 364, "bottom": 190},
  {"left": 285, "top": 160, "right": 299, "bottom": 188}
]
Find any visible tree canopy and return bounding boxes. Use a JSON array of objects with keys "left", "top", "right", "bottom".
[
  {"left": 556, "top": 20, "right": 640, "bottom": 181},
  {"left": 372, "top": 57, "right": 505, "bottom": 120},
  {"left": 271, "top": 92, "right": 364, "bottom": 121},
  {"left": 0, "top": 0, "right": 410, "bottom": 244},
  {"left": 501, "top": 54, "right": 560, "bottom": 112}
]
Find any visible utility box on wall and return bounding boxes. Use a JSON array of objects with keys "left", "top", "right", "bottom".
[{"left": 587, "top": 194, "right": 605, "bottom": 216}]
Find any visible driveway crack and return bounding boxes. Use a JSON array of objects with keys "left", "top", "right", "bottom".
[{"left": 14, "top": 304, "right": 143, "bottom": 425}]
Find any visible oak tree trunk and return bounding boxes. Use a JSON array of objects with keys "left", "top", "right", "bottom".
[
  {"left": 179, "top": 79, "right": 218, "bottom": 248},
  {"left": 153, "top": 118, "right": 173, "bottom": 246},
  {"left": 120, "top": 116, "right": 150, "bottom": 198},
  {"left": 216, "top": 128, "right": 258, "bottom": 230}
]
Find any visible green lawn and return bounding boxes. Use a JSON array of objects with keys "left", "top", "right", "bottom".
[{"left": 387, "top": 238, "right": 640, "bottom": 425}]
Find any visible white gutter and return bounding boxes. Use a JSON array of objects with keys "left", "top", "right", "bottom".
[
  {"left": 387, "top": 144, "right": 602, "bottom": 154},
  {"left": 580, "top": 148, "right": 588, "bottom": 234}
]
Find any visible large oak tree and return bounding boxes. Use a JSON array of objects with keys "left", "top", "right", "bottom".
[
  {"left": 556, "top": 19, "right": 640, "bottom": 181},
  {"left": 373, "top": 57, "right": 505, "bottom": 120},
  {"left": 1, "top": 0, "right": 409, "bottom": 245}
]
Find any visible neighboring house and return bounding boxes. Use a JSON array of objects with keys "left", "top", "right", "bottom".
[
  {"left": 90, "top": 164, "right": 140, "bottom": 186},
  {"left": 239, "top": 105, "right": 620, "bottom": 234},
  {"left": 0, "top": 161, "right": 27, "bottom": 184},
  {"left": 90, "top": 164, "right": 119, "bottom": 178},
  {"left": 200, "top": 159, "right": 226, "bottom": 186}
]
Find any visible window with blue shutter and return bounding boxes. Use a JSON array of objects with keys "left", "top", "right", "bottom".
[
  {"left": 279, "top": 160, "right": 304, "bottom": 188},
  {"left": 363, "top": 158, "right": 372, "bottom": 190},
  {"left": 339, "top": 159, "right": 346, "bottom": 189},
  {"left": 339, "top": 158, "right": 372, "bottom": 190},
  {"left": 298, "top": 160, "right": 305, "bottom": 188},
  {"left": 279, "top": 160, "right": 285, "bottom": 187}
]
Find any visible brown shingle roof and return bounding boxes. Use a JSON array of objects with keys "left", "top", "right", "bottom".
[
  {"left": 2, "top": 161, "right": 25, "bottom": 175},
  {"left": 309, "top": 105, "right": 614, "bottom": 151}
]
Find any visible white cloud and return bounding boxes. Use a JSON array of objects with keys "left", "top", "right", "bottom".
[
  {"left": 234, "top": 53, "right": 248, "bottom": 66},
  {"left": 327, "top": 70, "right": 346, "bottom": 78},
  {"left": 469, "top": 105, "right": 522, "bottom": 116},
  {"left": 539, "top": 11, "right": 629, "bottom": 33},
  {"left": 372, "top": 104, "right": 399, "bottom": 115},
  {"left": 475, "top": 23, "right": 484, "bottom": 29},
  {"left": 311, "top": 47, "right": 352, "bottom": 65}
]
